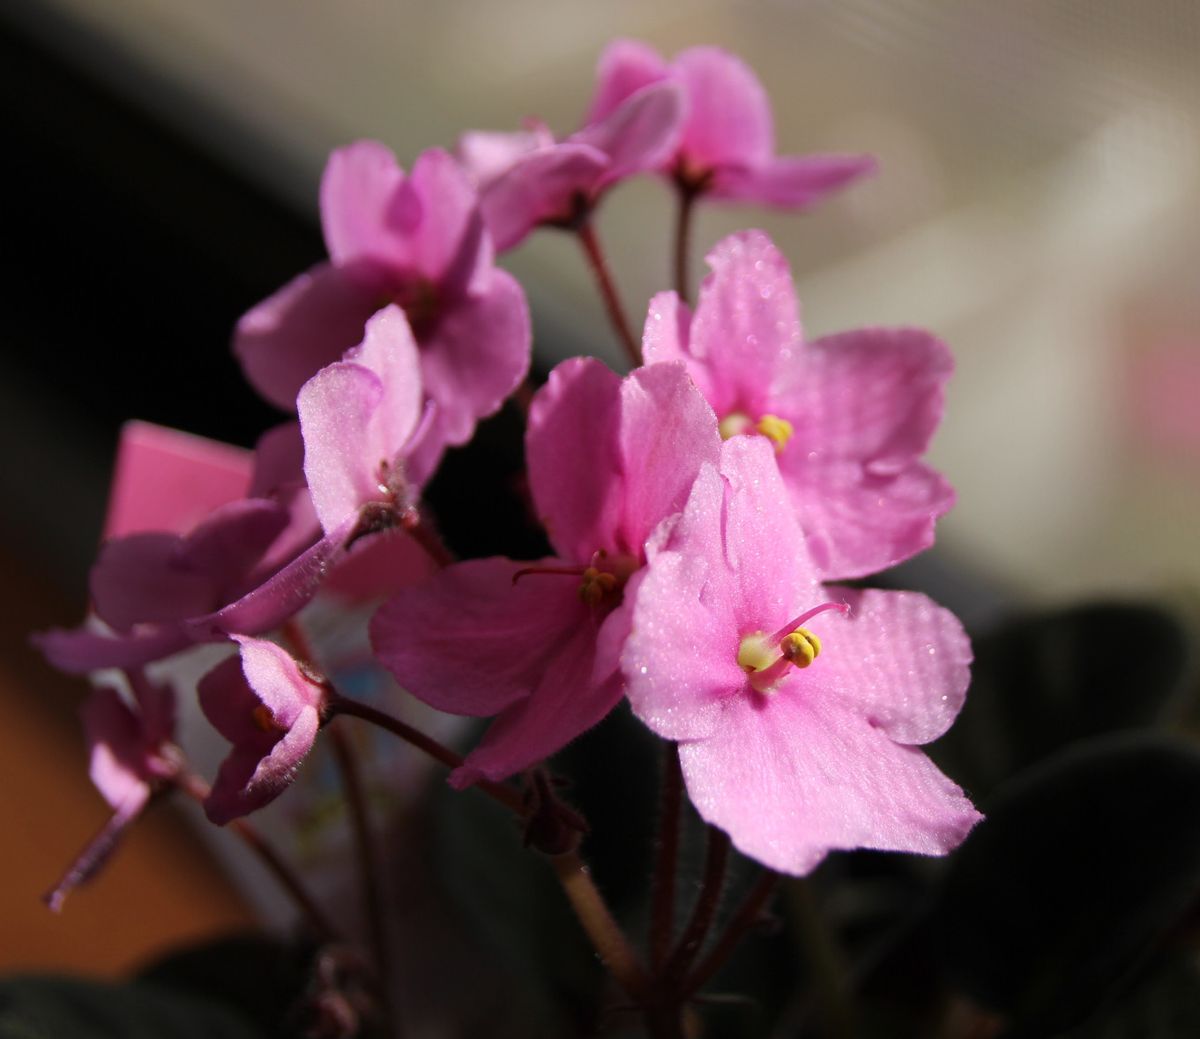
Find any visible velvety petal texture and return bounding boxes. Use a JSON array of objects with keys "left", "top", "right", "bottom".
[
  {"left": 623, "top": 437, "right": 979, "bottom": 875},
  {"left": 643, "top": 230, "right": 956, "bottom": 580},
  {"left": 235, "top": 141, "right": 530, "bottom": 466},
  {"left": 200, "top": 637, "right": 325, "bottom": 824},
  {"left": 372, "top": 358, "right": 721, "bottom": 783}
]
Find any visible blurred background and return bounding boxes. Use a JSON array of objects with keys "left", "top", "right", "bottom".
[{"left": 1, "top": 0, "right": 1197, "bottom": 985}]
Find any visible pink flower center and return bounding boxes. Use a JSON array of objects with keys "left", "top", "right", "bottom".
[
  {"left": 377, "top": 278, "right": 441, "bottom": 338},
  {"left": 736, "top": 601, "right": 849, "bottom": 694},
  {"left": 717, "top": 411, "right": 793, "bottom": 453}
]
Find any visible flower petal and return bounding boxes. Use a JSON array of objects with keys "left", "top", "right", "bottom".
[
  {"left": 575, "top": 81, "right": 683, "bottom": 183},
  {"left": 526, "top": 357, "right": 623, "bottom": 562},
  {"left": 585, "top": 38, "right": 669, "bottom": 125},
  {"left": 403, "top": 148, "right": 492, "bottom": 297},
  {"left": 83, "top": 686, "right": 150, "bottom": 810},
  {"left": 679, "top": 693, "right": 981, "bottom": 875},
  {"left": 674, "top": 47, "right": 774, "bottom": 170},
  {"left": 234, "top": 261, "right": 382, "bottom": 412},
  {"left": 371, "top": 556, "right": 590, "bottom": 718},
  {"left": 711, "top": 153, "right": 877, "bottom": 207},
  {"left": 320, "top": 140, "right": 410, "bottom": 268}
]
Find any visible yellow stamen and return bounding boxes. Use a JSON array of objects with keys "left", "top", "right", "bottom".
[
  {"left": 578, "top": 566, "right": 618, "bottom": 606},
  {"left": 756, "top": 414, "right": 794, "bottom": 452},
  {"left": 736, "top": 632, "right": 775, "bottom": 673}
]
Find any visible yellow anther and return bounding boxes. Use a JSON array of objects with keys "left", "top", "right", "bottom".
[
  {"left": 578, "top": 567, "right": 618, "bottom": 606},
  {"left": 718, "top": 411, "right": 753, "bottom": 440},
  {"left": 781, "top": 628, "right": 821, "bottom": 668},
  {"left": 756, "top": 414, "right": 794, "bottom": 452},
  {"left": 252, "top": 704, "right": 281, "bottom": 733}
]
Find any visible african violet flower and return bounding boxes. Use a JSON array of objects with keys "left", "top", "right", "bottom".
[
  {"left": 588, "top": 39, "right": 876, "bottom": 207},
  {"left": 644, "top": 230, "right": 955, "bottom": 580},
  {"left": 457, "top": 79, "right": 682, "bottom": 251},
  {"left": 46, "top": 671, "right": 179, "bottom": 909},
  {"left": 199, "top": 636, "right": 328, "bottom": 824},
  {"left": 371, "top": 357, "right": 720, "bottom": 786},
  {"left": 235, "top": 142, "right": 530, "bottom": 477},
  {"left": 622, "top": 436, "right": 980, "bottom": 874}
]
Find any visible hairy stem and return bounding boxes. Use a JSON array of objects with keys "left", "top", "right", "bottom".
[
  {"left": 684, "top": 869, "right": 780, "bottom": 997},
  {"left": 650, "top": 745, "right": 684, "bottom": 969},
  {"left": 663, "top": 826, "right": 731, "bottom": 985},
  {"left": 673, "top": 186, "right": 698, "bottom": 304},
  {"left": 577, "top": 220, "right": 641, "bottom": 366}
]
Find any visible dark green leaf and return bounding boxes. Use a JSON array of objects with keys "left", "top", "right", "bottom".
[
  {"left": 0, "top": 975, "right": 261, "bottom": 1039},
  {"left": 932, "top": 733, "right": 1200, "bottom": 1036}
]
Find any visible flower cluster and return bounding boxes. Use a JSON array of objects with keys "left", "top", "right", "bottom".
[{"left": 36, "top": 36, "right": 978, "bottom": 1007}]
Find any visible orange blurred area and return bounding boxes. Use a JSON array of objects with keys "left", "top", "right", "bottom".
[{"left": 0, "top": 546, "right": 254, "bottom": 977}]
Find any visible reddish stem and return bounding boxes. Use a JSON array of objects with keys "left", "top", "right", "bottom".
[
  {"left": 650, "top": 744, "right": 684, "bottom": 969},
  {"left": 577, "top": 220, "right": 641, "bottom": 366},
  {"left": 683, "top": 869, "right": 780, "bottom": 997}
]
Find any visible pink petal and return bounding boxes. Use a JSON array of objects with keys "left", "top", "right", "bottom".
[
  {"left": 574, "top": 81, "right": 684, "bottom": 183},
  {"left": 320, "top": 140, "right": 410, "bottom": 268},
  {"left": 679, "top": 692, "right": 981, "bottom": 875},
  {"left": 403, "top": 148, "right": 492, "bottom": 296},
  {"left": 198, "top": 655, "right": 266, "bottom": 746},
  {"left": 451, "top": 650, "right": 623, "bottom": 788},
  {"left": 33, "top": 624, "right": 192, "bottom": 675},
  {"left": 250, "top": 423, "right": 305, "bottom": 498},
  {"left": 104, "top": 421, "right": 253, "bottom": 540},
  {"left": 640, "top": 290, "right": 693, "bottom": 370},
  {"left": 772, "top": 327, "right": 955, "bottom": 579},
  {"left": 322, "top": 526, "right": 439, "bottom": 603},
  {"left": 416, "top": 268, "right": 531, "bottom": 450},
  {"left": 673, "top": 47, "right": 774, "bottom": 170},
  {"left": 89, "top": 533, "right": 215, "bottom": 632},
  {"left": 234, "top": 261, "right": 381, "bottom": 412},
  {"left": 457, "top": 128, "right": 551, "bottom": 191},
  {"left": 711, "top": 153, "right": 877, "bottom": 207},
  {"left": 585, "top": 39, "right": 669, "bottom": 125},
  {"left": 526, "top": 357, "right": 623, "bottom": 562},
  {"left": 82, "top": 686, "right": 150, "bottom": 810},
  {"left": 370, "top": 556, "right": 590, "bottom": 719},
  {"left": 820, "top": 589, "right": 971, "bottom": 745},
  {"left": 234, "top": 635, "right": 326, "bottom": 720},
  {"left": 298, "top": 307, "right": 422, "bottom": 533},
  {"left": 478, "top": 142, "right": 609, "bottom": 251},
  {"left": 686, "top": 231, "right": 803, "bottom": 418},
  {"left": 178, "top": 499, "right": 291, "bottom": 590},
  {"left": 614, "top": 361, "right": 721, "bottom": 554},
  {"left": 127, "top": 670, "right": 176, "bottom": 749}
]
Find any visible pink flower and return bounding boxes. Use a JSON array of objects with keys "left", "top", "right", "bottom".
[
  {"left": 370, "top": 358, "right": 720, "bottom": 786},
  {"left": 622, "top": 436, "right": 980, "bottom": 874},
  {"left": 644, "top": 230, "right": 955, "bottom": 579},
  {"left": 199, "top": 636, "right": 328, "bottom": 824},
  {"left": 458, "top": 83, "right": 683, "bottom": 251},
  {"left": 235, "top": 143, "right": 530, "bottom": 475},
  {"left": 588, "top": 39, "right": 876, "bottom": 208},
  {"left": 46, "top": 672, "right": 178, "bottom": 909}
]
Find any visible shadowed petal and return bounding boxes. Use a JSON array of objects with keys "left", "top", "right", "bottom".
[
  {"left": 674, "top": 47, "right": 774, "bottom": 169},
  {"left": 586, "top": 38, "right": 669, "bottom": 125},
  {"left": 575, "top": 81, "right": 683, "bottom": 182},
  {"left": 320, "top": 140, "right": 410, "bottom": 268},
  {"left": 712, "top": 153, "right": 877, "bottom": 207}
]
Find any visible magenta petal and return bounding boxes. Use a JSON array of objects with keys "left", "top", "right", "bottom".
[
  {"left": 404, "top": 148, "right": 491, "bottom": 295},
  {"left": 417, "top": 268, "right": 531, "bottom": 450},
  {"left": 575, "top": 81, "right": 684, "bottom": 183},
  {"left": 640, "top": 291, "right": 692, "bottom": 368},
  {"left": 679, "top": 694, "right": 981, "bottom": 875},
  {"left": 451, "top": 646, "right": 623, "bottom": 788},
  {"left": 526, "top": 357, "right": 623, "bottom": 562},
  {"left": 198, "top": 655, "right": 265, "bottom": 745},
  {"left": 479, "top": 142, "right": 609, "bottom": 251},
  {"left": 687, "top": 230, "right": 803, "bottom": 417},
  {"left": 188, "top": 520, "right": 352, "bottom": 640},
  {"left": 234, "top": 261, "right": 381, "bottom": 412},
  {"left": 674, "top": 47, "right": 774, "bottom": 169},
  {"left": 457, "top": 128, "right": 550, "bottom": 190},
  {"left": 298, "top": 306, "right": 422, "bottom": 533},
  {"left": 712, "top": 153, "right": 877, "bottom": 207},
  {"left": 33, "top": 624, "right": 192, "bottom": 675},
  {"left": 89, "top": 534, "right": 214, "bottom": 632},
  {"left": 250, "top": 423, "right": 305, "bottom": 498},
  {"left": 371, "top": 556, "right": 590, "bottom": 718},
  {"left": 320, "top": 140, "right": 409, "bottom": 268},
  {"left": 178, "top": 499, "right": 290, "bottom": 589},
  {"left": 586, "top": 38, "right": 670, "bottom": 125},
  {"left": 822, "top": 589, "right": 971, "bottom": 744},
  {"left": 234, "top": 635, "right": 325, "bottom": 720},
  {"left": 615, "top": 362, "right": 720, "bottom": 552},
  {"left": 83, "top": 686, "right": 149, "bottom": 810}
]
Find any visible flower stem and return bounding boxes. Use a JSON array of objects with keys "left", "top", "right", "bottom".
[
  {"left": 650, "top": 744, "right": 684, "bottom": 969},
  {"left": 325, "top": 696, "right": 524, "bottom": 814},
  {"left": 673, "top": 186, "right": 698, "bottom": 304},
  {"left": 327, "top": 722, "right": 401, "bottom": 1039},
  {"left": 663, "top": 826, "right": 730, "bottom": 986},
  {"left": 683, "top": 869, "right": 780, "bottom": 997},
  {"left": 577, "top": 220, "right": 641, "bottom": 366},
  {"left": 550, "top": 848, "right": 650, "bottom": 1001},
  {"left": 401, "top": 507, "right": 455, "bottom": 569},
  {"left": 175, "top": 772, "right": 337, "bottom": 941}
]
